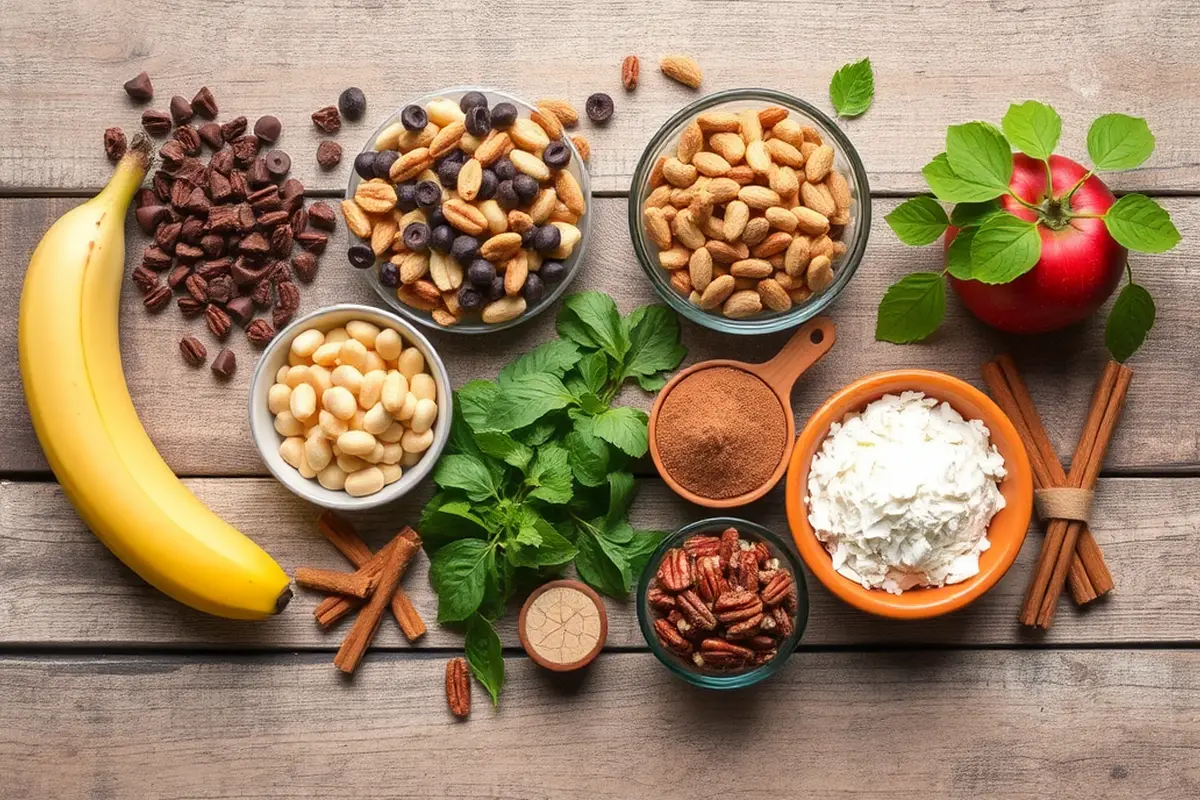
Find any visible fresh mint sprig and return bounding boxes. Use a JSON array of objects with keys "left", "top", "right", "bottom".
[{"left": 829, "top": 58, "right": 874, "bottom": 118}]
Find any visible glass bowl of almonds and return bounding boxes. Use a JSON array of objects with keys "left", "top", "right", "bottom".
[
  {"left": 629, "top": 88, "right": 870, "bottom": 333},
  {"left": 345, "top": 86, "right": 591, "bottom": 334},
  {"left": 636, "top": 517, "right": 809, "bottom": 689}
]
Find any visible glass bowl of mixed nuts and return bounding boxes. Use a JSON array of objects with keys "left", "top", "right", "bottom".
[
  {"left": 629, "top": 88, "right": 870, "bottom": 334},
  {"left": 637, "top": 517, "right": 808, "bottom": 689},
  {"left": 344, "top": 86, "right": 591, "bottom": 334}
]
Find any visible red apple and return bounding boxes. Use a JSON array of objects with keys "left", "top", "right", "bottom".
[{"left": 948, "top": 153, "right": 1127, "bottom": 334}]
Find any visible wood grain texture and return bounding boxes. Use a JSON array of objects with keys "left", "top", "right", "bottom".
[
  {"left": 1, "top": 1, "right": 1199, "bottom": 194},
  {"left": 2, "top": 477, "right": 1197, "bottom": 648},
  {"left": 1, "top": 651, "right": 1196, "bottom": 799},
  {"left": 3, "top": 197, "right": 1198, "bottom": 475}
]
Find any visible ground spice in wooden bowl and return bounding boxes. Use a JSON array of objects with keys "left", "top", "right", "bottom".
[{"left": 654, "top": 367, "right": 789, "bottom": 500}]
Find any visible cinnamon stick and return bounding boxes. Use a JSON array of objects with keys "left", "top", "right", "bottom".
[
  {"left": 333, "top": 538, "right": 413, "bottom": 674},
  {"left": 313, "top": 531, "right": 420, "bottom": 627},
  {"left": 295, "top": 566, "right": 377, "bottom": 599}
]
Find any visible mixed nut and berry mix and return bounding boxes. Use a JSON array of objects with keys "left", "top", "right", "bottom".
[{"left": 342, "top": 92, "right": 587, "bottom": 326}]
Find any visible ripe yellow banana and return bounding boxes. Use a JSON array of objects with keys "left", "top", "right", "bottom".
[{"left": 19, "top": 136, "right": 291, "bottom": 619}]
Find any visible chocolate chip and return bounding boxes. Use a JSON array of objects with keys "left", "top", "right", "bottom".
[
  {"left": 450, "top": 235, "right": 479, "bottom": 264},
  {"left": 347, "top": 244, "right": 374, "bottom": 269},
  {"left": 221, "top": 116, "right": 248, "bottom": 142},
  {"left": 464, "top": 106, "right": 491, "bottom": 137},
  {"left": 246, "top": 319, "right": 275, "bottom": 347},
  {"left": 400, "top": 104, "right": 427, "bottom": 132},
  {"left": 477, "top": 169, "right": 498, "bottom": 201},
  {"left": 226, "top": 295, "right": 254, "bottom": 324},
  {"left": 316, "top": 140, "right": 342, "bottom": 169},
  {"left": 403, "top": 222, "right": 431, "bottom": 252},
  {"left": 307, "top": 202, "right": 337, "bottom": 231},
  {"left": 586, "top": 93, "right": 614, "bottom": 123},
  {"left": 490, "top": 102, "right": 518, "bottom": 129},
  {"left": 372, "top": 150, "right": 399, "bottom": 180},
  {"left": 141, "top": 109, "right": 173, "bottom": 137},
  {"left": 180, "top": 336, "right": 207, "bottom": 366},
  {"left": 468, "top": 259, "right": 496, "bottom": 288},
  {"left": 264, "top": 150, "right": 291, "bottom": 178},
  {"left": 495, "top": 180, "right": 518, "bottom": 210},
  {"left": 292, "top": 251, "right": 318, "bottom": 283},
  {"left": 196, "top": 122, "right": 223, "bottom": 151},
  {"left": 311, "top": 105, "right": 341, "bottom": 134},
  {"left": 430, "top": 224, "right": 454, "bottom": 253},
  {"left": 123, "top": 72, "right": 154, "bottom": 103},
  {"left": 338, "top": 87, "right": 367, "bottom": 121},
  {"left": 143, "top": 245, "right": 173, "bottom": 270},
  {"left": 135, "top": 204, "right": 169, "bottom": 234},
  {"left": 488, "top": 275, "right": 506, "bottom": 301},
  {"left": 173, "top": 125, "right": 201, "bottom": 156},
  {"left": 353, "top": 151, "right": 377, "bottom": 179},
  {"left": 191, "top": 87, "right": 218, "bottom": 119},
  {"left": 210, "top": 348, "right": 237, "bottom": 379},
  {"left": 543, "top": 141, "right": 571, "bottom": 169},
  {"left": 513, "top": 174, "right": 539, "bottom": 204},
  {"left": 437, "top": 158, "right": 462, "bottom": 188},
  {"left": 142, "top": 285, "right": 172, "bottom": 312},
  {"left": 458, "top": 285, "right": 483, "bottom": 311},
  {"left": 379, "top": 261, "right": 399, "bottom": 288},
  {"left": 131, "top": 265, "right": 159, "bottom": 294},
  {"left": 459, "top": 91, "right": 488, "bottom": 113},
  {"left": 281, "top": 178, "right": 305, "bottom": 201},
  {"left": 170, "top": 95, "right": 194, "bottom": 125},
  {"left": 493, "top": 158, "right": 516, "bottom": 182},
  {"left": 103, "top": 127, "right": 127, "bottom": 162},
  {"left": 200, "top": 234, "right": 226, "bottom": 258},
  {"left": 253, "top": 115, "right": 281, "bottom": 143}
]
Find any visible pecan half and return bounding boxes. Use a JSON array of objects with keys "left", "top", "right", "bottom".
[
  {"left": 714, "top": 589, "right": 763, "bottom": 624},
  {"left": 718, "top": 527, "right": 739, "bottom": 567},
  {"left": 656, "top": 548, "right": 693, "bottom": 592},
  {"left": 647, "top": 586, "right": 676, "bottom": 612},
  {"left": 676, "top": 589, "right": 717, "bottom": 631},
  {"left": 725, "top": 613, "right": 765, "bottom": 639},
  {"left": 130, "top": 265, "right": 158, "bottom": 294},
  {"left": 142, "top": 285, "right": 172, "bottom": 312},
  {"left": 695, "top": 555, "right": 727, "bottom": 604},
  {"left": 245, "top": 318, "right": 275, "bottom": 346},
  {"left": 683, "top": 534, "right": 720, "bottom": 558},
  {"left": 205, "top": 304, "right": 232, "bottom": 339},
  {"left": 770, "top": 606, "right": 794, "bottom": 638},
  {"left": 292, "top": 252, "right": 318, "bottom": 283},
  {"left": 761, "top": 571, "right": 794, "bottom": 607},
  {"left": 445, "top": 657, "right": 470, "bottom": 719},
  {"left": 653, "top": 618, "right": 692, "bottom": 655},
  {"left": 732, "top": 549, "right": 759, "bottom": 593},
  {"left": 700, "top": 638, "right": 755, "bottom": 660}
]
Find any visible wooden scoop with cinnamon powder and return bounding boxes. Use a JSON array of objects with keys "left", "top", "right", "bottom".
[{"left": 649, "top": 318, "right": 836, "bottom": 507}]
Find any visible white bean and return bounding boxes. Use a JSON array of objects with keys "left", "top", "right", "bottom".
[
  {"left": 330, "top": 364, "right": 364, "bottom": 396},
  {"left": 409, "top": 373, "right": 437, "bottom": 402},
  {"left": 409, "top": 398, "right": 438, "bottom": 434},
  {"left": 346, "top": 320, "right": 381, "bottom": 350},
  {"left": 380, "top": 463, "right": 403, "bottom": 485},
  {"left": 305, "top": 430, "right": 333, "bottom": 472},
  {"left": 279, "top": 436, "right": 305, "bottom": 469},
  {"left": 288, "top": 350, "right": 306, "bottom": 367},
  {"left": 324, "top": 327, "right": 349, "bottom": 344},
  {"left": 308, "top": 365, "right": 333, "bottom": 396},
  {"left": 397, "top": 391, "right": 418, "bottom": 422},
  {"left": 311, "top": 342, "right": 342, "bottom": 367},
  {"left": 322, "top": 386, "right": 358, "bottom": 420},
  {"left": 397, "top": 347, "right": 425, "bottom": 380},
  {"left": 289, "top": 383, "right": 317, "bottom": 421},
  {"left": 359, "top": 370, "right": 386, "bottom": 410},
  {"left": 349, "top": 409, "right": 366, "bottom": 431},
  {"left": 284, "top": 365, "right": 311, "bottom": 389},
  {"left": 290, "top": 328, "right": 325, "bottom": 359},
  {"left": 400, "top": 449, "right": 422, "bottom": 467},
  {"left": 345, "top": 467, "right": 385, "bottom": 497},
  {"left": 363, "top": 442, "right": 385, "bottom": 464},
  {"left": 267, "top": 383, "right": 292, "bottom": 415},
  {"left": 363, "top": 402, "right": 393, "bottom": 435},
  {"left": 338, "top": 339, "right": 368, "bottom": 371},
  {"left": 337, "top": 453, "right": 369, "bottom": 473},
  {"left": 382, "top": 372, "right": 409, "bottom": 414},
  {"left": 374, "top": 328, "right": 403, "bottom": 360},
  {"left": 317, "top": 463, "right": 348, "bottom": 491},
  {"left": 381, "top": 443, "right": 403, "bottom": 464},
  {"left": 379, "top": 421, "right": 405, "bottom": 443},
  {"left": 362, "top": 351, "right": 386, "bottom": 374},
  {"left": 275, "top": 365, "right": 290, "bottom": 384},
  {"left": 274, "top": 411, "right": 304, "bottom": 437},
  {"left": 319, "top": 409, "right": 348, "bottom": 439},
  {"left": 337, "top": 430, "right": 377, "bottom": 457},
  {"left": 297, "top": 449, "right": 317, "bottom": 479},
  {"left": 401, "top": 428, "right": 434, "bottom": 454}
]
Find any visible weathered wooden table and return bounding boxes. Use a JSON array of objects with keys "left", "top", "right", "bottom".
[{"left": 2, "top": 2, "right": 1198, "bottom": 797}]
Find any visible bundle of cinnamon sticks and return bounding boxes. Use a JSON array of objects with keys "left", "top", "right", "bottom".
[
  {"left": 293, "top": 511, "right": 426, "bottom": 674},
  {"left": 982, "top": 355, "right": 1132, "bottom": 630}
]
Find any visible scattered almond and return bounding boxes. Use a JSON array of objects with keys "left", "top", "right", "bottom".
[
  {"left": 660, "top": 55, "right": 703, "bottom": 89},
  {"left": 537, "top": 99, "right": 579, "bottom": 127}
]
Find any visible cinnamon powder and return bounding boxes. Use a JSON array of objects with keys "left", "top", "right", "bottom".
[{"left": 655, "top": 367, "right": 787, "bottom": 499}]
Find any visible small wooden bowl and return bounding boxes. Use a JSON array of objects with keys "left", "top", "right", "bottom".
[
  {"left": 518, "top": 580, "right": 608, "bottom": 672},
  {"left": 649, "top": 317, "right": 837, "bottom": 508}
]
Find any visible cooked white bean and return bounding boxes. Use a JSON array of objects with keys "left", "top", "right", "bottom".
[
  {"left": 345, "top": 466, "right": 386, "bottom": 497},
  {"left": 409, "top": 398, "right": 438, "bottom": 434},
  {"left": 401, "top": 428, "right": 434, "bottom": 454},
  {"left": 337, "top": 430, "right": 377, "bottom": 457},
  {"left": 381, "top": 442, "right": 403, "bottom": 464},
  {"left": 324, "top": 327, "right": 349, "bottom": 344},
  {"left": 363, "top": 402, "right": 393, "bottom": 435},
  {"left": 279, "top": 436, "right": 305, "bottom": 469},
  {"left": 374, "top": 328, "right": 403, "bottom": 360},
  {"left": 379, "top": 421, "right": 405, "bottom": 443},
  {"left": 311, "top": 341, "right": 342, "bottom": 367},
  {"left": 305, "top": 430, "right": 333, "bottom": 472},
  {"left": 337, "top": 453, "right": 369, "bottom": 473},
  {"left": 397, "top": 347, "right": 425, "bottom": 380},
  {"left": 267, "top": 383, "right": 292, "bottom": 415},
  {"left": 409, "top": 373, "right": 437, "bottom": 402},
  {"left": 322, "top": 386, "right": 358, "bottom": 420},
  {"left": 289, "top": 383, "right": 317, "bottom": 421},
  {"left": 330, "top": 364, "right": 364, "bottom": 396},
  {"left": 317, "top": 463, "right": 348, "bottom": 491},
  {"left": 338, "top": 339, "right": 368, "bottom": 371},
  {"left": 290, "top": 329, "right": 325, "bottom": 359},
  {"left": 359, "top": 370, "right": 386, "bottom": 410},
  {"left": 319, "top": 409, "right": 348, "bottom": 439},
  {"left": 284, "top": 365, "right": 311, "bottom": 389},
  {"left": 346, "top": 320, "right": 381, "bottom": 350},
  {"left": 382, "top": 372, "right": 409, "bottom": 414},
  {"left": 396, "top": 391, "right": 418, "bottom": 422},
  {"left": 274, "top": 411, "right": 304, "bottom": 437},
  {"left": 380, "top": 463, "right": 403, "bottom": 485}
]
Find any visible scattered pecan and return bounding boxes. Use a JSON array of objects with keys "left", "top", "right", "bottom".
[
  {"left": 173, "top": 124, "right": 201, "bottom": 156},
  {"left": 167, "top": 265, "right": 192, "bottom": 290},
  {"left": 103, "top": 127, "right": 127, "bottom": 162},
  {"left": 130, "top": 265, "right": 158, "bottom": 294},
  {"left": 179, "top": 336, "right": 207, "bottom": 366},
  {"left": 621, "top": 55, "right": 640, "bottom": 90},
  {"left": 245, "top": 318, "right": 275, "bottom": 346},
  {"left": 142, "top": 245, "right": 173, "bottom": 271},
  {"left": 205, "top": 304, "right": 232, "bottom": 339},
  {"left": 251, "top": 279, "right": 273, "bottom": 308},
  {"left": 184, "top": 273, "right": 209, "bottom": 303},
  {"left": 177, "top": 296, "right": 205, "bottom": 317},
  {"left": 276, "top": 280, "right": 300, "bottom": 312},
  {"left": 445, "top": 657, "right": 470, "bottom": 720},
  {"left": 295, "top": 230, "right": 328, "bottom": 254},
  {"left": 142, "top": 285, "right": 172, "bottom": 312},
  {"left": 714, "top": 590, "right": 762, "bottom": 624}
]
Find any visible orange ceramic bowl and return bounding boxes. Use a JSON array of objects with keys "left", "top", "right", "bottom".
[{"left": 785, "top": 370, "right": 1033, "bottom": 619}]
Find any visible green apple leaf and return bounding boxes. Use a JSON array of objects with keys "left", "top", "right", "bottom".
[
  {"left": 945, "top": 228, "right": 976, "bottom": 280},
  {"left": 969, "top": 214, "right": 1042, "bottom": 284},
  {"left": 1087, "top": 113, "right": 1155, "bottom": 171},
  {"left": 945, "top": 122, "right": 1013, "bottom": 194},
  {"left": 875, "top": 272, "right": 946, "bottom": 344},
  {"left": 923, "top": 153, "right": 1008, "bottom": 203},
  {"left": 829, "top": 58, "right": 874, "bottom": 118},
  {"left": 1104, "top": 193, "right": 1181, "bottom": 253},
  {"left": 1001, "top": 101, "right": 1062, "bottom": 161},
  {"left": 885, "top": 197, "right": 949, "bottom": 246},
  {"left": 949, "top": 200, "right": 1004, "bottom": 229},
  {"left": 1105, "top": 282, "right": 1155, "bottom": 362}
]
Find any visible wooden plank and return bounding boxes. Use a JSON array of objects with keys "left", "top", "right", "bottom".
[
  {"left": 4, "top": 196, "right": 1199, "bottom": 475},
  {"left": 2, "top": 1, "right": 1199, "bottom": 194},
  {"left": 0, "top": 651, "right": 1195, "bottom": 799},
  {"left": 2, "top": 477, "right": 1197, "bottom": 648}
]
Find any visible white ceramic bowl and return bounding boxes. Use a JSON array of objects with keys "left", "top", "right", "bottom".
[{"left": 248, "top": 303, "right": 453, "bottom": 510}]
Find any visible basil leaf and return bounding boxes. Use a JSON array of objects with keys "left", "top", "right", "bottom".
[
  {"left": 498, "top": 339, "right": 581, "bottom": 387},
  {"left": 514, "top": 419, "right": 558, "bottom": 447},
  {"left": 1103, "top": 194, "right": 1181, "bottom": 253},
  {"left": 455, "top": 380, "right": 500, "bottom": 434},
  {"left": 525, "top": 443, "right": 573, "bottom": 505},
  {"left": 509, "top": 509, "right": 577, "bottom": 567},
  {"left": 557, "top": 291, "right": 628, "bottom": 360},
  {"left": 945, "top": 228, "right": 976, "bottom": 280},
  {"left": 465, "top": 614, "right": 504, "bottom": 706},
  {"left": 623, "top": 530, "right": 667, "bottom": 580},
  {"left": 574, "top": 530, "right": 630, "bottom": 598},
  {"left": 1087, "top": 113, "right": 1155, "bottom": 171},
  {"left": 575, "top": 391, "right": 609, "bottom": 415},
  {"left": 600, "top": 519, "right": 635, "bottom": 545},
  {"left": 486, "top": 372, "right": 576, "bottom": 432},
  {"left": 1105, "top": 282, "right": 1156, "bottom": 363},
  {"left": 828, "top": 57, "right": 874, "bottom": 118},
  {"left": 875, "top": 272, "right": 946, "bottom": 344},
  {"left": 606, "top": 471, "right": 636, "bottom": 527},
  {"left": 885, "top": 196, "right": 949, "bottom": 246},
  {"left": 577, "top": 351, "right": 610, "bottom": 395},
  {"left": 592, "top": 406, "right": 650, "bottom": 458},
  {"left": 949, "top": 200, "right": 1004, "bottom": 229},
  {"left": 945, "top": 122, "right": 1013, "bottom": 194},
  {"left": 419, "top": 497, "right": 490, "bottom": 552},
  {"left": 429, "top": 539, "right": 492, "bottom": 622},
  {"left": 433, "top": 454, "right": 500, "bottom": 501},
  {"left": 477, "top": 552, "right": 509, "bottom": 622},
  {"left": 473, "top": 430, "right": 532, "bottom": 471},
  {"left": 623, "top": 304, "right": 686, "bottom": 382},
  {"left": 566, "top": 418, "right": 610, "bottom": 487},
  {"left": 1001, "top": 101, "right": 1062, "bottom": 161},
  {"left": 635, "top": 373, "right": 669, "bottom": 393},
  {"left": 969, "top": 213, "right": 1042, "bottom": 284},
  {"left": 923, "top": 153, "right": 1007, "bottom": 203}
]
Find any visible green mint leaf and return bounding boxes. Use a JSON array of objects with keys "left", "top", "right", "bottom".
[
  {"left": 949, "top": 200, "right": 1004, "bottom": 229},
  {"left": 945, "top": 122, "right": 1012, "bottom": 194},
  {"left": 829, "top": 57, "right": 874, "bottom": 118},
  {"left": 635, "top": 373, "right": 669, "bottom": 392},
  {"left": 525, "top": 443, "right": 574, "bottom": 505},
  {"left": 884, "top": 196, "right": 949, "bottom": 246},
  {"left": 429, "top": 539, "right": 492, "bottom": 622},
  {"left": 419, "top": 496, "right": 490, "bottom": 552},
  {"left": 464, "top": 614, "right": 504, "bottom": 706},
  {"left": 432, "top": 454, "right": 500, "bottom": 501},
  {"left": 875, "top": 272, "right": 946, "bottom": 343},
  {"left": 575, "top": 391, "right": 609, "bottom": 415},
  {"left": 600, "top": 519, "right": 635, "bottom": 545},
  {"left": 498, "top": 339, "right": 581, "bottom": 387},
  {"left": 485, "top": 372, "right": 576, "bottom": 432},
  {"left": 605, "top": 471, "right": 636, "bottom": 527},
  {"left": 476, "top": 553, "right": 510, "bottom": 622},
  {"left": 565, "top": 417, "right": 611, "bottom": 487},
  {"left": 592, "top": 406, "right": 650, "bottom": 458},
  {"left": 557, "top": 292, "right": 629, "bottom": 360},
  {"left": 623, "top": 531, "right": 667, "bottom": 581},
  {"left": 514, "top": 419, "right": 558, "bottom": 447},
  {"left": 922, "top": 153, "right": 1007, "bottom": 203},
  {"left": 1001, "top": 101, "right": 1062, "bottom": 161},
  {"left": 574, "top": 528, "right": 630, "bottom": 598},
  {"left": 945, "top": 228, "right": 976, "bottom": 280},
  {"left": 623, "top": 304, "right": 686, "bottom": 384},
  {"left": 1105, "top": 282, "right": 1155, "bottom": 362},
  {"left": 968, "top": 213, "right": 1042, "bottom": 284},
  {"left": 1103, "top": 193, "right": 1181, "bottom": 253},
  {"left": 1087, "top": 113, "right": 1155, "bottom": 171},
  {"left": 473, "top": 431, "right": 532, "bottom": 471},
  {"left": 509, "top": 509, "right": 577, "bottom": 568},
  {"left": 455, "top": 381, "right": 500, "bottom": 435},
  {"left": 576, "top": 351, "right": 610, "bottom": 395}
]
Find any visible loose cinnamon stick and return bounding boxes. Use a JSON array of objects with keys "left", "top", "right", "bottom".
[
  {"left": 295, "top": 567, "right": 377, "bottom": 599},
  {"left": 313, "top": 532, "right": 419, "bottom": 627},
  {"left": 333, "top": 538, "right": 412, "bottom": 674}
]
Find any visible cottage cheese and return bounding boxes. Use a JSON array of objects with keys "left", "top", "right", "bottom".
[{"left": 805, "top": 391, "right": 1006, "bottom": 594}]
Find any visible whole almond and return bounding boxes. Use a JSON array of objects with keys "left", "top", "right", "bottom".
[
  {"left": 482, "top": 296, "right": 528, "bottom": 323},
  {"left": 429, "top": 250, "right": 464, "bottom": 291},
  {"left": 395, "top": 284, "right": 440, "bottom": 311},
  {"left": 699, "top": 274, "right": 735, "bottom": 309},
  {"left": 688, "top": 247, "right": 713, "bottom": 292},
  {"left": 692, "top": 151, "right": 732, "bottom": 178},
  {"left": 644, "top": 207, "right": 673, "bottom": 249},
  {"left": 772, "top": 119, "right": 805, "bottom": 147},
  {"left": 649, "top": 156, "right": 667, "bottom": 188},
  {"left": 737, "top": 185, "right": 781, "bottom": 210},
  {"left": 429, "top": 120, "right": 467, "bottom": 159},
  {"left": 432, "top": 308, "right": 460, "bottom": 327},
  {"left": 765, "top": 205, "right": 799, "bottom": 233},
  {"left": 389, "top": 147, "right": 432, "bottom": 182},
  {"left": 481, "top": 232, "right": 523, "bottom": 262},
  {"left": 806, "top": 145, "right": 835, "bottom": 183},
  {"left": 696, "top": 112, "right": 740, "bottom": 134},
  {"left": 801, "top": 181, "right": 837, "bottom": 218},
  {"left": 475, "top": 131, "right": 513, "bottom": 166},
  {"left": 730, "top": 258, "right": 773, "bottom": 279},
  {"left": 769, "top": 164, "right": 800, "bottom": 198},
  {"left": 708, "top": 132, "right": 746, "bottom": 165},
  {"left": 504, "top": 251, "right": 529, "bottom": 295},
  {"left": 791, "top": 206, "right": 831, "bottom": 236},
  {"left": 672, "top": 208, "right": 706, "bottom": 250},
  {"left": 739, "top": 109, "right": 763, "bottom": 143},
  {"left": 789, "top": 286, "right": 814, "bottom": 304},
  {"left": 669, "top": 186, "right": 696, "bottom": 208},
  {"left": 340, "top": 199, "right": 373, "bottom": 239},
  {"left": 570, "top": 134, "right": 591, "bottom": 162},
  {"left": 806, "top": 254, "right": 834, "bottom": 293},
  {"left": 758, "top": 278, "right": 792, "bottom": 312},
  {"left": 670, "top": 269, "right": 693, "bottom": 295},
  {"left": 622, "top": 55, "right": 640, "bottom": 90},
  {"left": 457, "top": 158, "right": 484, "bottom": 201},
  {"left": 399, "top": 252, "right": 430, "bottom": 284},
  {"left": 826, "top": 170, "right": 852, "bottom": 212},
  {"left": 662, "top": 157, "right": 698, "bottom": 188},
  {"left": 706, "top": 239, "right": 747, "bottom": 264},
  {"left": 750, "top": 231, "right": 793, "bottom": 259},
  {"left": 744, "top": 140, "right": 771, "bottom": 174},
  {"left": 766, "top": 138, "right": 804, "bottom": 168},
  {"left": 413, "top": 279, "right": 442, "bottom": 305},
  {"left": 741, "top": 217, "right": 771, "bottom": 246},
  {"left": 802, "top": 126, "right": 824, "bottom": 145},
  {"left": 538, "top": 99, "right": 579, "bottom": 126},
  {"left": 723, "top": 200, "right": 750, "bottom": 242},
  {"left": 727, "top": 165, "right": 756, "bottom": 185},
  {"left": 658, "top": 246, "right": 691, "bottom": 270},
  {"left": 370, "top": 217, "right": 399, "bottom": 256},
  {"left": 354, "top": 180, "right": 397, "bottom": 214},
  {"left": 811, "top": 234, "right": 836, "bottom": 260},
  {"left": 397, "top": 123, "right": 439, "bottom": 152},
  {"left": 722, "top": 289, "right": 762, "bottom": 319},
  {"left": 660, "top": 55, "right": 703, "bottom": 89},
  {"left": 701, "top": 213, "right": 724, "bottom": 240},
  {"left": 530, "top": 108, "right": 564, "bottom": 141},
  {"left": 705, "top": 177, "right": 741, "bottom": 204},
  {"left": 555, "top": 170, "right": 586, "bottom": 216},
  {"left": 758, "top": 106, "right": 790, "bottom": 128},
  {"left": 784, "top": 235, "right": 812, "bottom": 277},
  {"left": 677, "top": 121, "right": 703, "bottom": 165}
]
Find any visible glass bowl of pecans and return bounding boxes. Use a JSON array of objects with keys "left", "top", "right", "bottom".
[
  {"left": 636, "top": 517, "right": 808, "bottom": 689},
  {"left": 629, "top": 88, "right": 870, "bottom": 334},
  {"left": 345, "top": 86, "right": 591, "bottom": 334}
]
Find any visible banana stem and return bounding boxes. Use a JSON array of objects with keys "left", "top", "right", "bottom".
[{"left": 100, "top": 133, "right": 152, "bottom": 207}]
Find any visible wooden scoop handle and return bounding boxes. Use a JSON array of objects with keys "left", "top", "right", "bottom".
[{"left": 752, "top": 317, "right": 837, "bottom": 398}]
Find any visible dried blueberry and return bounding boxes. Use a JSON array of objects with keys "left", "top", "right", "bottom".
[
  {"left": 459, "top": 91, "right": 489, "bottom": 113},
  {"left": 493, "top": 158, "right": 516, "bottom": 182},
  {"left": 520, "top": 226, "right": 536, "bottom": 248},
  {"left": 415, "top": 180, "right": 441, "bottom": 210},
  {"left": 338, "top": 87, "right": 367, "bottom": 122},
  {"left": 543, "top": 141, "right": 571, "bottom": 170},
  {"left": 490, "top": 102, "right": 518, "bottom": 129},
  {"left": 532, "top": 225, "right": 562, "bottom": 253},
  {"left": 523, "top": 273, "right": 545, "bottom": 303},
  {"left": 400, "top": 104, "right": 428, "bottom": 132},
  {"left": 430, "top": 224, "right": 455, "bottom": 253},
  {"left": 513, "top": 174, "right": 539, "bottom": 204},
  {"left": 495, "top": 180, "right": 519, "bottom": 210},
  {"left": 403, "top": 222, "right": 430, "bottom": 252},
  {"left": 372, "top": 150, "right": 399, "bottom": 180},
  {"left": 468, "top": 259, "right": 497, "bottom": 288},
  {"left": 465, "top": 105, "right": 491, "bottom": 137},
  {"left": 477, "top": 169, "right": 498, "bottom": 201},
  {"left": 488, "top": 275, "right": 506, "bottom": 301},
  {"left": 540, "top": 261, "right": 567, "bottom": 283},
  {"left": 437, "top": 158, "right": 463, "bottom": 188},
  {"left": 427, "top": 204, "right": 447, "bottom": 229},
  {"left": 586, "top": 93, "right": 614, "bottom": 123},
  {"left": 395, "top": 182, "right": 418, "bottom": 212},
  {"left": 451, "top": 235, "right": 480, "bottom": 263},
  {"left": 353, "top": 151, "right": 378, "bottom": 180},
  {"left": 379, "top": 261, "right": 400, "bottom": 287},
  {"left": 458, "top": 285, "right": 483, "bottom": 311},
  {"left": 440, "top": 148, "right": 467, "bottom": 165},
  {"left": 347, "top": 245, "right": 375, "bottom": 269}
]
